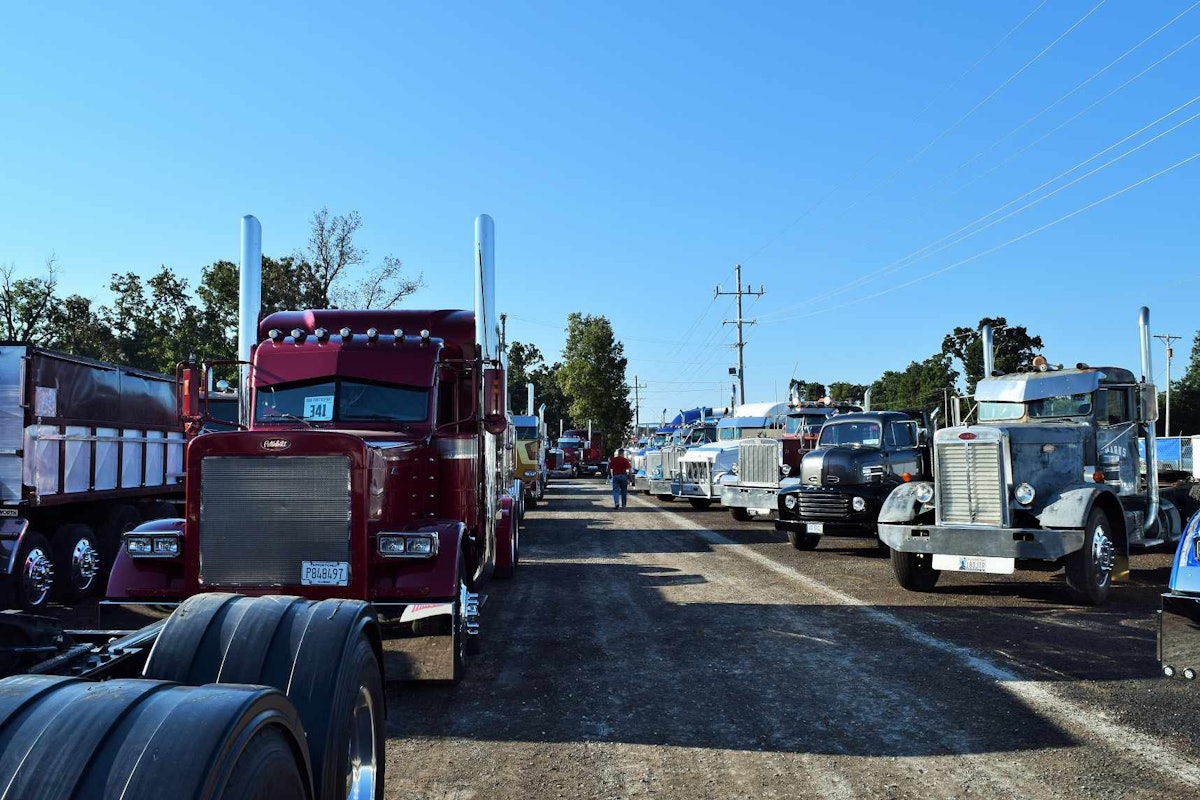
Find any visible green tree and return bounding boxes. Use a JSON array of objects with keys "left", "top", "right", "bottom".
[
  {"left": 1168, "top": 330, "right": 1200, "bottom": 436},
  {"left": 557, "top": 313, "right": 631, "bottom": 452},
  {"left": 870, "top": 354, "right": 959, "bottom": 414},
  {"left": 102, "top": 267, "right": 208, "bottom": 373},
  {"left": 45, "top": 294, "right": 118, "bottom": 360},
  {"left": 941, "top": 316, "right": 1044, "bottom": 392},
  {"left": 826, "top": 382, "right": 869, "bottom": 402},
  {"left": 304, "top": 208, "right": 422, "bottom": 309},
  {"left": 506, "top": 341, "right": 545, "bottom": 411},
  {"left": 196, "top": 255, "right": 311, "bottom": 360},
  {"left": 787, "top": 379, "right": 826, "bottom": 402},
  {"left": 0, "top": 258, "right": 59, "bottom": 344}
]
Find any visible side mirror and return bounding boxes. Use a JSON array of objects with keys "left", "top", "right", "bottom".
[
  {"left": 180, "top": 362, "right": 201, "bottom": 422},
  {"left": 215, "top": 379, "right": 231, "bottom": 393},
  {"left": 1140, "top": 383, "right": 1159, "bottom": 423}
]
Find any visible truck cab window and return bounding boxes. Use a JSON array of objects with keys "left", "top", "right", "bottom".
[
  {"left": 1099, "top": 388, "right": 1131, "bottom": 426},
  {"left": 887, "top": 422, "right": 917, "bottom": 448}
]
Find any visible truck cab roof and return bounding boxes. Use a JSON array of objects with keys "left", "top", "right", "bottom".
[{"left": 975, "top": 366, "right": 1136, "bottom": 403}]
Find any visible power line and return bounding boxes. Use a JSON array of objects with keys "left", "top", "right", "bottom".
[{"left": 769, "top": 149, "right": 1200, "bottom": 320}]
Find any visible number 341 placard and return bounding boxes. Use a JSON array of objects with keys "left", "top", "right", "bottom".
[{"left": 304, "top": 395, "right": 334, "bottom": 421}]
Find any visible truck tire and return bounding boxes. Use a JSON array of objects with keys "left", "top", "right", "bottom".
[
  {"left": 786, "top": 530, "right": 821, "bottom": 551},
  {"left": 730, "top": 507, "right": 751, "bottom": 522},
  {"left": 144, "top": 500, "right": 180, "bottom": 520},
  {"left": 0, "top": 675, "right": 311, "bottom": 800},
  {"left": 688, "top": 499, "right": 713, "bottom": 510},
  {"left": 52, "top": 524, "right": 101, "bottom": 603},
  {"left": 144, "top": 594, "right": 385, "bottom": 800},
  {"left": 99, "top": 504, "right": 142, "bottom": 565},
  {"left": 9, "top": 532, "right": 54, "bottom": 611},
  {"left": 891, "top": 550, "right": 940, "bottom": 591},
  {"left": 1065, "top": 507, "right": 1114, "bottom": 606},
  {"left": 656, "top": 494, "right": 675, "bottom": 502}
]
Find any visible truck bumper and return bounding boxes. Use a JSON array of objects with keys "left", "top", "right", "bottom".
[
  {"left": 672, "top": 481, "right": 719, "bottom": 502},
  {"left": 648, "top": 479, "right": 673, "bottom": 496},
  {"left": 1159, "top": 592, "right": 1200, "bottom": 679},
  {"left": 101, "top": 596, "right": 473, "bottom": 682},
  {"left": 721, "top": 485, "right": 777, "bottom": 514},
  {"left": 877, "top": 522, "right": 1084, "bottom": 560}
]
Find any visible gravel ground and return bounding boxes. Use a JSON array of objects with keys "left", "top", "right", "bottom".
[{"left": 386, "top": 478, "right": 1200, "bottom": 799}]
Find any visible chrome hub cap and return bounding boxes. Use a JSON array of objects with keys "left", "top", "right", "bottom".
[
  {"left": 1092, "top": 524, "right": 1114, "bottom": 582},
  {"left": 344, "top": 684, "right": 377, "bottom": 800},
  {"left": 23, "top": 548, "right": 53, "bottom": 606},
  {"left": 71, "top": 538, "right": 100, "bottom": 590}
]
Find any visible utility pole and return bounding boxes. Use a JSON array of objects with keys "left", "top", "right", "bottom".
[
  {"left": 1155, "top": 333, "right": 1181, "bottom": 436},
  {"left": 632, "top": 376, "right": 648, "bottom": 433},
  {"left": 716, "top": 264, "right": 764, "bottom": 407}
]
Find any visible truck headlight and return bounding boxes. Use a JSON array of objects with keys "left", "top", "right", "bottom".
[
  {"left": 784, "top": 494, "right": 798, "bottom": 510},
  {"left": 125, "top": 533, "right": 180, "bottom": 558},
  {"left": 730, "top": 462, "right": 738, "bottom": 475},
  {"left": 378, "top": 532, "right": 439, "bottom": 558},
  {"left": 125, "top": 535, "right": 152, "bottom": 556},
  {"left": 852, "top": 496, "right": 866, "bottom": 512},
  {"left": 152, "top": 535, "right": 180, "bottom": 556},
  {"left": 781, "top": 464, "right": 791, "bottom": 476},
  {"left": 914, "top": 483, "right": 934, "bottom": 504},
  {"left": 523, "top": 470, "right": 537, "bottom": 477},
  {"left": 1014, "top": 483, "right": 1036, "bottom": 505}
]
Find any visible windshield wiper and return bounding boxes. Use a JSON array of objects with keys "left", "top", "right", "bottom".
[{"left": 259, "top": 412, "right": 313, "bottom": 428}]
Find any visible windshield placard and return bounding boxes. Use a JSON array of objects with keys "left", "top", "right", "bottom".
[{"left": 304, "top": 395, "right": 335, "bottom": 421}]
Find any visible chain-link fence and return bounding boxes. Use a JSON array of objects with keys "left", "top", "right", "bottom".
[{"left": 1139, "top": 436, "right": 1198, "bottom": 474}]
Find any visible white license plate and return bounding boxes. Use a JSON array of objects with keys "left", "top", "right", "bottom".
[
  {"left": 806, "top": 522, "right": 824, "bottom": 534},
  {"left": 301, "top": 560, "right": 349, "bottom": 586},
  {"left": 931, "top": 554, "right": 1015, "bottom": 574}
]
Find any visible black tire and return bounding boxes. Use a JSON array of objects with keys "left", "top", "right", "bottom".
[
  {"left": 98, "top": 503, "right": 142, "bottom": 565},
  {"left": 570, "top": 465, "right": 579, "bottom": 478},
  {"left": 0, "top": 675, "right": 312, "bottom": 800},
  {"left": 450, "top": 560, "right": 469, "bottom": 682},
  {"left": 891, "top": 550, "right": 941, "bottom": 591},
  {"left": 526, "top": 492, "right": 538, "bottom": 509},
  {"left": 144, "top": 499, "right": 180, "bottom": 520},
  {"left": 688, "top": 498, "right": 713, "bottom": 510},
  {"left": 1064, "top": 507, "right": 1114, "bottom": 606},
  {"left": 787, "top": 530, "right": 821, "bottom": 551},
  {"left": 656, "top": 494, "right": 675, "bottom": 502},
  {"left": 730, "top": 507, "right": 751, "bottom": 522},
  {"left": 144, "top": 594, "right": 385, "bottom": 800},
  {"left": 9, "top": 532, "right": 54, "bottom": 611},
  {"left": 52, "top": 524, "right": 101, "bottom": 603}
]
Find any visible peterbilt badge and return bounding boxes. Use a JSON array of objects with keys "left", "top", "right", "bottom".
[{"left": 261, "top": 438, "right": 292, "bottom": 451}]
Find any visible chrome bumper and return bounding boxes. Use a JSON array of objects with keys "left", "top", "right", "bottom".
[
  {"left": 1160, "top": 592, "right": 1200, "bottom": 680},
  {"left": 878, "top": 523, "right": 1085, "bottom": 560},
  {"left": 672, "top": 480, "right": 718, "bottom": 501},
  {"left": 721, "top": 485, "right": 777, "bottom": 512},
  {"left": 648, "top": 478, "right": 673, "bottom": 495}
]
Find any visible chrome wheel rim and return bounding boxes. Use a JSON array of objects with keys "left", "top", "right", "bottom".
[
  {"left": 344, "top": 684, "right": 377, "bottom": 800},
  {"left": 1092, "top": 523, "right": 1114, "bottom": 585},
  {"left": 71, "top": 537, "right": 100, "bottom": 591},
  {"left": 23, "top": 547, "right": 53, "bottom": 606}
]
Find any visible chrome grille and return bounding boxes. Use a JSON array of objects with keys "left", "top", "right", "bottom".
[
  {"left": 662, "top": 446, "right": 683, "bottom": 479},
  {"left": 644, "top": 451, "right": 664, "bottom": 477},
  {"left": 936, "top": 441, "right": 1005, "bottom": 525},
  {"left": 200, "top": 456, "right": 352, "bottom": 586},
  {"left": 738, "top": 439, "right": 779, "bottom": 486},
  {"left": 798, "top": 492, "right": 849, "bottom": 518},
  {"left": 683, "top": 460, "right": 710, "bottom": 483}
]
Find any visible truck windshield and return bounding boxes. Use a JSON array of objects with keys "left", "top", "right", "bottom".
[
  {"left": 558, "top": 438, "right": 583, "bottom": 449},
  {"left": 786, "top": 415, "right": 828, "bottom": 434},
  {"left": 818, "top": 422, "right": 882, "bottom": 448},
  {"left": 256, "top": 379, "right": 428, "bottom": 424},
  {"left": 687, "top": 427, "right": 717, "bottom": 445},
  {"left": 651, "top": 434, "right": 668, "bottom": 446},
  {"left": 719, "top": 426, "right": 766, "bottom": 441},
  {"left": 515, "top": 425, "right": 538, "bottom": 440},
  {"left": 978, "top": 392, "right": 1093, "bottom": 422}
]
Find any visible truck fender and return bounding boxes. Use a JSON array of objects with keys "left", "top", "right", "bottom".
[
  {"left": 494, "top": 495, "right": 517, "bottom": 578},
  {"left": 1038, "top": 485, "right": 1127, "bottom": 546},
  {"left": 0, "top": 519, "right": 30, "bottom": 575},
  {"left": 105, "top": 518, "right": 187, "bottom": 598},
  {"left": 1169, "top": 509, "right": 1200, "bottom": 592},
  {"left": 878, "top": 482, "right": 933, "bottom": 524}
]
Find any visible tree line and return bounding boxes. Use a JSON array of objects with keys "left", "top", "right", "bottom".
[
  {"left": 506, "top": 313, "right": 632, "bottom": 453},
  {"left": 0, "top": 209, "right": 421, "bottom": 373}
]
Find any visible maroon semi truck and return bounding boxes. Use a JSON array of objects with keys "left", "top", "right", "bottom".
[{"left": 561, "top": 426, "right": 606, "bottom": 477}]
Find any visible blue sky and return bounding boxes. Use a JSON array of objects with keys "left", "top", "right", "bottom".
[{"left": 3, "top": 1, "right": 1198, "bottom": 421}]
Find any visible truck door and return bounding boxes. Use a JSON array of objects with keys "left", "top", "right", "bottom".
[
  {"left": 886, "top": 421, "right": 922, "bottom": 480},
  {"left": 1097, "top": 387, "right": 1137, "bottom": 495}
]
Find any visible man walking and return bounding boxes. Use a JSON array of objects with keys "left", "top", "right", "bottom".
[{"left": 609, "top": 449, "right": 632, "bottom": 509}]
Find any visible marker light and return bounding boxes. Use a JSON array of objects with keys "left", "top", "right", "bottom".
[
  {"left": 313, "top": 327, "right": 329, "bottom": 341},
  {"left": 901, "top": 472, "right": 913, "bottom": 482},
  {"left": 268, "top": 329, "right": 282, "bottom": 341},
  {"left": 393, "top": 328, "right": 404, "bottom": 338},
  {"left": 340, "top": 327, "right": 353, "bottom": 339},
  {"left": 420, "top": 329, "right": 431, "bottom": 340},
  {"left": 1033, "top": 355, "right": 1048, "bottom": 372},
  {"left": 366, "top": 328, "right": 379, "bottom": 341},
  {"left": 291, "top": 328, "right": 306, "bottom": 342},
  {"left": 1093, "top": 471, "right": 1105, "bottom": 483}
]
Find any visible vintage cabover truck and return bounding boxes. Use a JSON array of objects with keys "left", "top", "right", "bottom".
[
  {"left": 103, "top": 214, "right": 518, "bottom": 688},
  {"left": 879, "top": 307, "right": 1178, "bottom": 605},
  {"left": 1160, "top": 511, "right": 1200, "bottom": 681},
  {"left": 674, "top": 402, "right": 786, "bottom": 509},
  {"left": 0, "top": 345, "right": 187, "bottom": 610},
  {"left": 721, "top": 402, "right": 852, "bottom": 522},
  {"left": 775, "top": 411, "right": 927, "bottom": 550}
]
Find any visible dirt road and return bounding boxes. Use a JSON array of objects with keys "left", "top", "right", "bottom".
[{"left": 387, "top": 478, "right": 1200, "bottom": 799}]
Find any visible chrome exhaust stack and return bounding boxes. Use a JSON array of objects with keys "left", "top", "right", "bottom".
[
  {"left": 527, "top": 382, "right": 535, "bottom": 416},
  {"left": 474, "top": 214, "right": 498, "bottom": 363},
  {"left": 981, "top": 323, "right": 995, "bottom": 378},
  {"left": 238, "top": 215, "right": 262, "bottom": 429},
  {"left": 1140, "top": 306, "right": 1159, "bottom": 535}
]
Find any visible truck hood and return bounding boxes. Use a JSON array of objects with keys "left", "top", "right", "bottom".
[
  {"left": 939, "top": 423, "right": 1088, "bottom": 511},
  {"left": 799, "top": 446, "right": 883, "bottom": 487}
]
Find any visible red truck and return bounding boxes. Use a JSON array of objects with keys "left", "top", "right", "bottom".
[
  {"left": 0, "top": 215, "right": 535, "bottom": 800},
  {"left": 561, "top": 426, "right": 606, "bottom": 477}
]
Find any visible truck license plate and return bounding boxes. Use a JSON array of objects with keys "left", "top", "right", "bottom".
[
  {"left": 931, "top": 554, "right": 1015, "bottom": 574},
  {"left": 301, "top": 561, "right": 349, "bottom": 586},
  {"left": 806, "top": 522, "right": 824, "bottom": 534}
]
